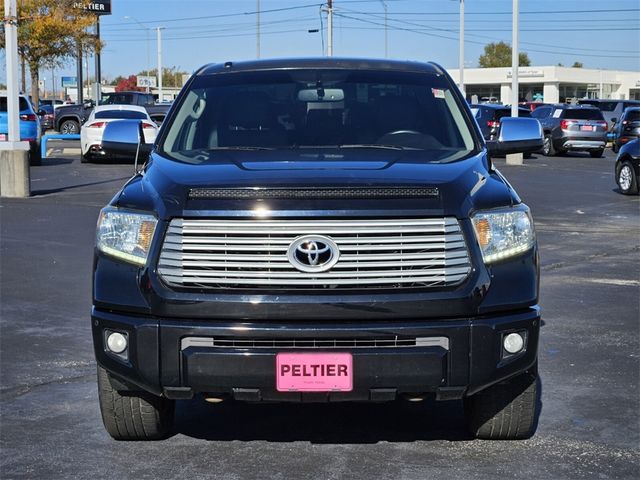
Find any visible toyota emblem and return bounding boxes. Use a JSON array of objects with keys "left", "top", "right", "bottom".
[{"left": 286, "top": 235, "right": 340, "bottom": 273}]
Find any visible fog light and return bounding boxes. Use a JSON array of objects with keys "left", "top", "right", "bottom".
[
  {"left": 106, "top": 331, "right": 128, "bottom": 354},
  {"left": 503, "top": 332, "right": 525, "bottom": 354}
]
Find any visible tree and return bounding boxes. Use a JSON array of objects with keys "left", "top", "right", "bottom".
[
  {"left": 479, "top": 42, "right": 531, "bottom": 68},
  {"left": 572, "top": 61, "right": 583, "bottom": 68},
  {"left": 115, "top": 75, "right": 145, "bottom": 92},
  {"left": 0, "top": 0, "right": 101, "bottom": 107}
]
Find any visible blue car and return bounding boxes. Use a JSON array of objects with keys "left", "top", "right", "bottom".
[{"left": 0, "top": 94, "right": 42, "bottom": 165}]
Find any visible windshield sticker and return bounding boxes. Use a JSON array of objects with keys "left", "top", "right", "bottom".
[
  {"left": 432, "top": 88, "right": 446, "bottom": 99},
  {"left": 552, "top": 109, "right": 562, "bottom": 118}
]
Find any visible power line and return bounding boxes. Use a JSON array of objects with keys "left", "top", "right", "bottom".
[
  {"left": 105, "top": 2, "right": 323, "bottom": 27},
  {"left": 333, "top": 12, "right": 639, "bottom": 59},
  {"left": 336, "top": 7, "right": 639, "bottom": 55}
]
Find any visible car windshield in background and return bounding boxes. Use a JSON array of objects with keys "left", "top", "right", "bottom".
[
  {"left": 0, "top": 97, "right": 30, "bottom": 112},
  {"left": 625, "top": 110, "right": 640, "bottom": 122},
  {"left": 95, "top": 110, "right": 147, "bottom": 119},
  {"left": 160, "top": 69, "right": 476, "bottom": 163},
  {"left": 495, "top": 109, "right": 531, "bottom": 120},
  {"left": 563, "top": 109, "right": 604, "bottom": 120},
  {"left": 580, "top": 100, "right": 617, "bottom": 112}
]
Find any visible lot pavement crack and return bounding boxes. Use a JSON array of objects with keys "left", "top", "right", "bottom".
[{"left": 0, "top": 372, "right": 95, "bottom": 402}]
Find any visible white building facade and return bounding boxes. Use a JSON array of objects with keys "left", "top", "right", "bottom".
[{"left": 447, "top": 66, "right": 640, "bottom": 104}]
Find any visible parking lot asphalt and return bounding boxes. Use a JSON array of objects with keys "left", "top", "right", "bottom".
[{"left": 1, "top": 142, "right": 638, "bottom": 479}]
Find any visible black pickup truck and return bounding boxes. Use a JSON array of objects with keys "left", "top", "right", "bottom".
[
  {"left": 54, "top": 91, "right": 171, "bottom": 134},
  {"left": 92, "top": 58, "right": 544, "bottom": 441}
]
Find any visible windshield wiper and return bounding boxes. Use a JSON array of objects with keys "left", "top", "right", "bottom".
[
  {"left": 338, "top": 144, "right": 410, "bottom": 151},
  {"left": 206, "top": 146, "right": 274, "bottom": 151}
]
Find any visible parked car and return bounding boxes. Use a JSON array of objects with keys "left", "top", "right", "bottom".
[
  {"left": 520, "top": 102, "right": 548, "bottom": 112},
  {"left": 39, "top": 98, "right": 64, "bottom": 110},
  {"left": 615, "top": 138, "right": 639, "bottom": 195},
  {"left": 55, "top": 91, "right": 170, "bottom": 134},
  {"left": 80, "top": 105, "right": 158, "bottom": 163},
  {"left": 470, "top": 103, "right": 532, "bottom": 141},
  {"left": 0, "top": 94, "right": 41, "bottom": 165},
  {"left": 578, "top": 99, "right": 640, "bottom": 131},
  {"left": 37, "top": 104, "right": 55, "bottom": 131},
  {"left": 611, "top": 107, "right": 640, "bottom": 153},
  {"left": 91, "top": 58, "right": 544, "bottom": 441},
  {"left": 532, "top": 104, "right": 608, "bottom": 157}
]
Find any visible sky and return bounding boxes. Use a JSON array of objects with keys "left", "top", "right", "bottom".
[{"left": 2, "top": 0, "right": 640, "bottom": 88}]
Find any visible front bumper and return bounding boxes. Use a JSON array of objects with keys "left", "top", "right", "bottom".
[{"left": 92, "top": 306, "right": 540, "bottom": 402}]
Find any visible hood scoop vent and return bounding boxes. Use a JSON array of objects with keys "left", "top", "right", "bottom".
[{"left": 189, "top": 187, "right": 439, "bottom": 200}]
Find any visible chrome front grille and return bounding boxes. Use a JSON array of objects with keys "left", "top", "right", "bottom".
[{"left": 157, "top": 217, "right": 472, "bottom": 290}]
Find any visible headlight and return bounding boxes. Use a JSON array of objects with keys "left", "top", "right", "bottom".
[
  {"left": 471, "top": 206, "right": 535, "bottom": 264},
  {"left": 96, "top": 208, "right": 157, "bottom": 266}
]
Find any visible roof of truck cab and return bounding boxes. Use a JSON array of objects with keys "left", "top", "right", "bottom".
[{"left": 197, "top": 57, "right": 444, "bottom": 76}]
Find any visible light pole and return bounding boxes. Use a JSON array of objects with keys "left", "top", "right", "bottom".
[
  {"left": 327, "top": 0, "right": 333, "bottom": 56},
  {"left": 511, "top": 0, "right": 519, "bottom": 118},
  {"left": 156, "top": 27, "right": 164, "bottom": 102},
  {"left": 459, "top": 0, "right": 465, "bottom": 97},
  {"left": 256, "top": 0, "right": 261, "bottom": 59},
  {"left": 379, "top": 1, "right": 388, "bottom": 58},
  {"left": 125, "top": 15, "right": 151, "bottom": 93}
]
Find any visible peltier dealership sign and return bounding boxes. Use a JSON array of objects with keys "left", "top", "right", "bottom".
[
  {"left": 506, "top": 69, "right": 545, "bottom": 78},
  {"left": 72, "top": 1, "right": 111, "bottom": 15}
]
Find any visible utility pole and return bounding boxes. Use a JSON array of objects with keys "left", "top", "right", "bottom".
[
  {"left": 76, "top": 41, "right": 83, "bottom": 104},
  {"left": 1, "top": 0, "right": 31, "bottom": 198},
  {"left": 95, "top": 16, "right": 102, "bottom": 103},
  {"left": 380, "top": 1, "right": 388, "bottom": 58},
  {"left": 327, "top": 0, "right": 334, "bottom": 56},
  {"left": 157, "top": 27, "right": 164, "bottom": 102},
  {"left": 459, "top": 0, "right": 465, "bottom": 97},
  {"left": 256, "top": 0, "right": 261, "bottom": 59},
  {"left": 511, "top": 0, "right": 519, "bottom": 118}
]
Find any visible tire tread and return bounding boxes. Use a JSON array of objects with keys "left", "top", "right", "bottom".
[
  {"left": 466, "top": 370, "right": 538, "bottom": 440},
  {"left": 97, "top": 366, "right": 174, "bottom": 440}
]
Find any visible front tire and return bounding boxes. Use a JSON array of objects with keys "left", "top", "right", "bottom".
[
  {"left": 97, "top": 366, "right": 175, "bottom": 440},
  {"left": 617, "top": 161, "right": 639, "bottom": 195},
  {"left": 590, "top": 149, "right": 604, "bottom": 158},
  {"left": 59, "top": 119, "right": 80, "bottom": 135},
  {"left": 542, "top": 134, "right": 555, "bottom": 156},
  {"left": 81, "top": 153, "right": 91, "bottom": 164},
  {"left": 465, "top": 368, "right": 539, "bottom": 440}
]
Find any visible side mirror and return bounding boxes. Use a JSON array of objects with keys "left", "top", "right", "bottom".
[
  {"left": 102, "top": 120, "right": 152, "bottom": 172},
  {"left": 37, "top": 109, "right": 47, "bottom": 116},
  {"left": 611, "top": 117, "right": 618, "bottom": 124},
  {"left": 487, "top": 117, "right": 544, "bottom": 155},
  {"left": 83, "top": 101, "right": 94, "bottom": 108}
]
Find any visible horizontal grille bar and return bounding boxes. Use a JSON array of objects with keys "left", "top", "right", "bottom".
[
  {"left": 158, "top": 217, "right": 472, "bottom": 290},
  {"left": 181, "top": 336, "right": 450, "bottom": 350}
]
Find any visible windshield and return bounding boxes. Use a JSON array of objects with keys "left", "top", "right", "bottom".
[
  {"left": 160, "top": 69, "right": 477, "bottom": 163},
  {"left": 562, "top": 109, "right": 604, "bottom": 120},
  {"left": 95, "top": 110, "right": 147, "bottom": 119}
]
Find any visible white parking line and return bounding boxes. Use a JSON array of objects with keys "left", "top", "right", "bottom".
[{"left": 583, "top": 278, "right": 640, "bottom": 287}]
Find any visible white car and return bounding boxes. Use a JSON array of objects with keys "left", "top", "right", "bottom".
[{"left": 80, "top": 105, "right": 158, "bottom": 163}]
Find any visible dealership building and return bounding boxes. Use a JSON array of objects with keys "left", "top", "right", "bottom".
[{"left": 447, "top": 66, "right": 640, "bottom": 104}]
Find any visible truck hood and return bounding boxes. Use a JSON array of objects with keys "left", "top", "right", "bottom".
[{"left": 115, "top": 149, "right": 518, "bottom": 219}]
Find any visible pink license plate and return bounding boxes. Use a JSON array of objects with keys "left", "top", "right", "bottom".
[
  {"left": 581, "top": 125, "right": 594, "bottom": 131},
  {"left": 276, "top": 353, "right": 353, "bottom": 392}
]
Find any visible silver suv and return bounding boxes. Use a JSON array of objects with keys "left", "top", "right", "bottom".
[{"left": 532, "top": 104, "right": 608, "bottom": 158}]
